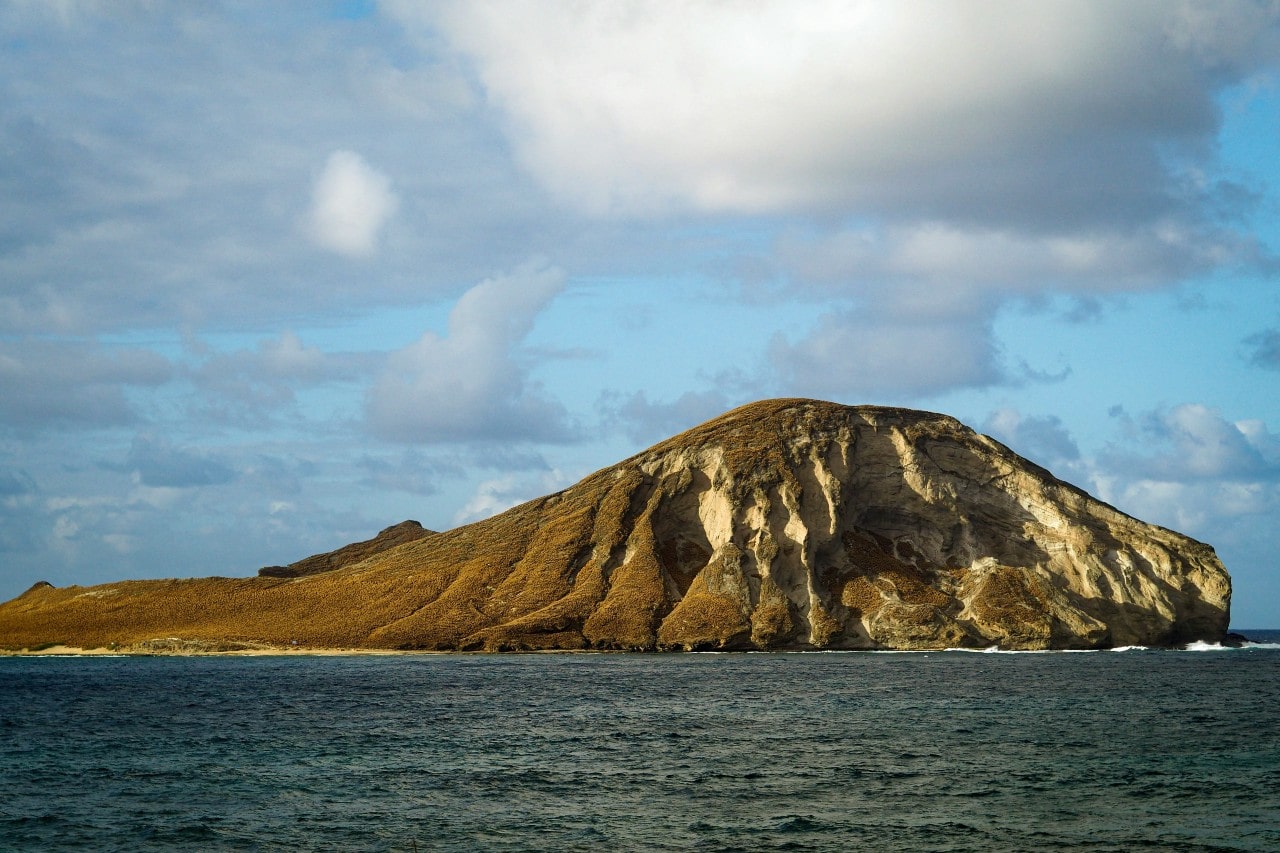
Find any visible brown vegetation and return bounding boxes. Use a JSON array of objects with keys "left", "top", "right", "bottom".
[
  {"left": 258, "top": 520, "right": 435, "bottom": 578},
  {"left": 0, "top": 398, "right": 1231, "bottom": 653}
]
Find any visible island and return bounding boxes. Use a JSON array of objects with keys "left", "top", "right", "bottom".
[{"left": 0, "top": 399, "right": 1230, "bottom": 653}]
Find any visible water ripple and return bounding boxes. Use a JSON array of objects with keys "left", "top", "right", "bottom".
[{"left": 2, "top": 645, "right": 1279, "bottom": 851}]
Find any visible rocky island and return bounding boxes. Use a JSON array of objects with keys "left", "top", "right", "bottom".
[{"left": 0, "top": 399, "right": 1230, "bottom": 653}]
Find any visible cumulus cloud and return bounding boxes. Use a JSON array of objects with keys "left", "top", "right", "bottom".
[
  {"left": 1073, "top": 404, "right": 1280, "bottom": 554},
  {"left": 983, "top": 409, "right": 1082, "bottom": 468},
  {"left": 365, "top": 260, "right": 573, "bottom": 442},
  {"left": 0, "top": 338, "right": 172, "bottom": 430},
  {"left": 423, "top": 0, "right": 1280, "bottom": 222},
  {"left": 191, "top": 332, "right": 328, "bottom": 387},
  {"left": 769, "top": 307, "right": 1003, "bottom": 399},
  {"left": 776, "top": 222, "right": 1246, "bottom": 300},
  {"left": 307, "top": 150, "right": 399, "bottom": 257},
  {"left": 251, "top": 331, "right": 334, "bottom": 380},
  {"left": 413, "top": 1, "right": 1280, "bottom": 404},
  {"left": 757, "top": 185, "right": 1266, "bottom": 401},
  {"left": 1096, "top": 476, "right": 1277, "bottom": 536},
  {"left": 452, "top": 468, "right": 574, "bottom": 526},
  {"left": 1106, "top": 403, "right": 1280, "bottom": 482},
  {"left": 0, "top": 7, "right": 537, "bottom": 337}
]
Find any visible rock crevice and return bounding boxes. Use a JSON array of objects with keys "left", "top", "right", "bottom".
[{"left": 0, "top": 400, "right": 1230, "bottom": 652}]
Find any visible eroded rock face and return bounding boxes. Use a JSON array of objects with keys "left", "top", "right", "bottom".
[
  {"left": 531, "top": 399, "right": 1228, "bottom": 651},
  {"left": 0, "top": 400, "right": 1230, "bottom": 651}
]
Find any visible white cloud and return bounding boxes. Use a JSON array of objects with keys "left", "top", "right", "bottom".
[
  {"left": 196, "top": 332, "right": 370, "bottom": 389},
  {"left": 768, "top": 307, "right": 1002, "bottom": 399},
  {"left": 453, "top": 476, "right": 524, "bottom": 525},
  {"left": 1087, "top": 404, "right": 1280, "bottom": 542},
  {"left": 256, "top": 331, "right": 328, "bottom": 379},
  {"left": 366, "top": 259, "right": 573, "bottom": 442},
  {"left": 1237, "top": 418, "right": 1280, "bottom": 466},
  {"left": 983, "top": 409, "right": 1081, "bottom": 467},
  {"left": 423, "top": 0, "right": 1280, "bottom": 221},
  {"left": 1110, "top": 403, "right": 1280, "bottom": 481},
  {"left": 307, "top": 150, "right": 399, "bottom": 257},
  {"left": 777, "top": 222, "right": 1238, "bottom": 300},
  {"left": 452, "top": 468, "right": 574, "bottom": 525},
  {"left": 1161, "top": 404, "right": 1275, "bottom": 479},
  {"left": 415, "top": 1, "right": 1279, "bottom": 407},
  {"left": 760, "top": 218, "right": 1262, "bottom": 403},
  {"left": 1093, "top": 476, "right": 1278, "bottom": 540}
]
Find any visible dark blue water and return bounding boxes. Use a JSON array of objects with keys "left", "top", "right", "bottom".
[{"left": 3, "top": 638, "right": 1279, "bottom": 852}]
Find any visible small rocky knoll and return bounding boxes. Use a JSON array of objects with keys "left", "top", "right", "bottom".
[
  {"left": 0, "top": 399, "right": 1230, "bottom": 652},
  {"left": 258, "top": 520, "right": 435, "bottom": 578}
]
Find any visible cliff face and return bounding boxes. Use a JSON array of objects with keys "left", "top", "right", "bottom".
[{"left": 0, "top": 400, "right": 1230, "bottom": 651}]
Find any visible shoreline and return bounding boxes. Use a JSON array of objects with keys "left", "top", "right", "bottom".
[
  {"left": 0, "top": 644, "right": 444, "bottom": 657},
  {"left": 4, "top": 637, "right": 1273, "bottom": 657}
]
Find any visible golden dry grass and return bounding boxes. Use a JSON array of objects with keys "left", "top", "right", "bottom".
[
  {"left": 966, "top": 566, "right": 1054, "bottom": 646},
  {"left": 0, "top": 398, "right": 1218, "bottom": 653},
  {"left": 749, "top": 575, "right": 794, "bottom": 647},
  {"left": 258, "top": 520, "right": 434, "bottom": 578},
  {"left": 838, "top": 529, "right": 954, "bottom": 614},
  {"left": 0, "top": 401, "right": 967, "bottom": 652}
]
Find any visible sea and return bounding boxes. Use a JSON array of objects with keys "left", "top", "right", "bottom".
[{"left": 2, "top": 634, "right": 1279, "bottom": 852}]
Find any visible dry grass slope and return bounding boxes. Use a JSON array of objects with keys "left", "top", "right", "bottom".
[
  {"left": 0, "top": 398, "right": 1231, "bottom": 653},
  {"left": 258, "top": 520, "right": 435, "bottom": 578}
]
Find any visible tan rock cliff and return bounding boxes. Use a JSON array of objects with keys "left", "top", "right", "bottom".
[{"left": 0, "top": 400, "right": 1230, "bottom": 651}]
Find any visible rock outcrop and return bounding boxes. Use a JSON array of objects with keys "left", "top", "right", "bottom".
[
  {"left": 0, "top": 400, "right": 1230, "bottom": 652},
  {"left": 258, "top": 520, "right": 435, "bottom": 578}
]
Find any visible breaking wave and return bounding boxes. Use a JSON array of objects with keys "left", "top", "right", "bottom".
[{"left": 1184, "top": 640, "right": 1232, "bottom": 651}]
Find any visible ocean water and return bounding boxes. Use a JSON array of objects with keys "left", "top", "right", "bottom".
[{"left": 2, "top": 636, "right": 1279, "bottom": 852}]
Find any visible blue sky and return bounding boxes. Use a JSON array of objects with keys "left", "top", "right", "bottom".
[{"left": 2, "top": 1, "right": 1279, "bottom": 627}]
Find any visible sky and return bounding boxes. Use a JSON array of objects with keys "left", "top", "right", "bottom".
[{"left": 2, "top": 1, "right": 1279, "bottom": 628}]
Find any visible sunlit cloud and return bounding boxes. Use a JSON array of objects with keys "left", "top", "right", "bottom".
[
  {"left": 307, "top": 149, "right": 399, "bottom": 257},
  {"left": 452, "top": 468, "right": 574, "bottom": 525},
  {"left": 424, "top": 0, "right": 1278, "bottom": 223},
  {"left": 365, "top": 259, "right": 574, "bottom": 442},
  {"left": 1105, "top": 403, "right": 1280, "bottom": 482}
]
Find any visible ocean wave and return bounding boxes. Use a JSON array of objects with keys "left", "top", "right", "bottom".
[
  {"left": 1184, "top": 640, "right": 1234, "bottom": 652},
  {"left": 941, "top": 646, "right": 1095, "bottom": 654},
  {"left": 5, "top": 647, "right": 1278, "bottom": 852}
]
